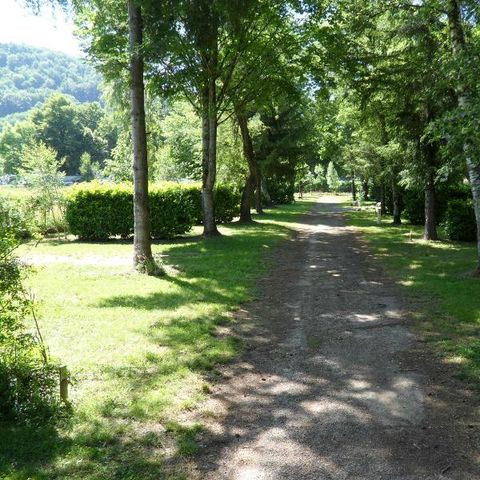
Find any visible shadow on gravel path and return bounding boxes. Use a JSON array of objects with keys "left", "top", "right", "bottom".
[{"left": 192, "top": 196, "right": 480, "bottom": 480}]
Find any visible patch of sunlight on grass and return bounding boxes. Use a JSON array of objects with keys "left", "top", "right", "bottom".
[
  {"left": 345, "top": 207, "right": 480, "bottom": 390},
  {"left": 1, "top": 197, "right": 317, "bottom": 480}
]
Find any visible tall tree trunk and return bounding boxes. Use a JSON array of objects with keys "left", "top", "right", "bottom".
[
  {"left": 392, "top": 177, "right": 401, "bottom": 225},
  {"left": 236, "top": 110, "right": 257, "bottom": 223},
  {"left": 447, "top": 0, "right": 480, "bottom": 273},
  {"left": 424, "top": 168, "right": 437, "bottom": 240},
  {"left": 351, "top": 170, "right": 357, "bottom": 201},
  {"left": 362, "top": 180, "right": 369, "bottom": 200},
  {"left": 255, "top": 174, "right": 264, "bottom": 213},
  {"left": 128, "top": 0, "right": 154, "bottom": 271},
  {"left": 380, "top": 183, "right": 387, "bottom": 214},
  {"left": 201, "top": 29, "right": 220, "bottom": 237}
]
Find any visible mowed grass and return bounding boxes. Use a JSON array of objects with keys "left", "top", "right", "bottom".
[
  {"left": 0, "top": 196, "right": 316, "bottom": 480},
  {"left": 345, "top": 206, "right": 480, "bottom": 388}
]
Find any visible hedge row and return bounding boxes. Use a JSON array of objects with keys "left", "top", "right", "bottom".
[
  {"left": 444, "top": 199, "right": 477, "bottom": 242},
  {"left": 403, "top": 183, "right": 472, "bottom": 226},
  {"left": 65, "top": 182, "right": 240, "bottom": 240}
]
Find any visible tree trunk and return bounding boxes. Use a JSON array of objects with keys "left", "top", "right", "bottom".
[
  {"left": 392, "top": 178, "right": 401, "bottom": 225},
  {"left": 236, "top": 111, "right": 257, "bottom": 223},
  {"left": 351, "top": 170, "right": 357, "bottom": 201},
  {"left": 380, "top": 183, "right": 387, "bottom": 214},
  {"left": 201, "top": 34, "right": 220, "bottom": 237},
  {"left": 128, "top": 0, "right": 154, "bottom": 272},
  {"left": 239, "top": 174, "right": 255, "bottom": 223},
  {"left": 447, "top": 0, "right": 480, "bottom": 273},
  {"left": 362, "top": 180, "right": 369, "bottom": 200},
  {"left": 424, "top": 169, "right": 437, "bottom": 240},
  {"left": 255, "top": 170, "right": 263, "bottom": 213}
]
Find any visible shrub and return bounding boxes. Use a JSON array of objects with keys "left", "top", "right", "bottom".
[
  {"left": 403, "top": 183, "right": 473, "bottom": 226},
  {"left": 184, "top": 184, "right": 240, "bottom": 224},
  {"left": 403, "top": 189, "right": 425, "bottom": 225},
  {"left": 20, "top": 142, "right": 67, "bottom": 235},
  {"left": 443, "top": 198, "right": 477, "bottom": 242},
  {"left": 212, "top": 185, "right": 241, "bottom": 223},
  {"left": 65, "top": 183, "right": 132, "bottom": 240},
  {"left": 267, "top": 178, "right": 295, "bottom": 205},
  {"left": 0, "top": 219, "right": 60, "bottom": 422},
  {"left": 150, "top": 185, "right": 197, "bottom": 238},
  {"left": 0, "top": 196, "right": 34, "bottom": 238},
  {"left": 65, "top": 182, "right": 240, "bottom": 241}
]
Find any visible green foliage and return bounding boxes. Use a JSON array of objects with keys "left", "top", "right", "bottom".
[
  {"left": 20, "top": 142, "right": 67, "bottom": 235},
  {"left": 66, "top": 183, "right": 133, "bottom": 240},
  {"left": 154, "top": 101, "right": 202, "bottom": 182},
  {"left": 444, "top": 199, "right": 477, "bottom": 242},
  {"left": 403, "top": 184, "right": 473, "bottom": 227},
  {"left": 326, "top": 161, "right": 340, "bottom": 193},
  {"left": 65, "top": 183, "right": 241, "bottom": 241},
  {"left": 0, "top": 218, "right": 60, "bottom": 422},
  {"left": 0, "top": 195, "right": 34, "bottom": 239},
  {"left": 212, "top": 185, "right": 241, "bottom": 223},
  {"left": 0, "top": 43, "right": 100, "bottom": 118},
  {"left": 256, "top": 95, "right": 320, "bottom": 202},
  {"left": 402, "top": 189, "right": 425, "bottom": 226},
  {"left": 79, "top": 152, "right": 94, "bottom": 181},
  {"left": 267, "top": 177, "right": 295, "bottom": 205},
  {"left": 296, "top": 164, "right": 327, "bottom": 193},
  {"left": 0, "top": 94, "right": 116, "bottom": 176}
]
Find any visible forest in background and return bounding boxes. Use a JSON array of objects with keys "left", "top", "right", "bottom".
[{"left": 0, "top": 43, "right": 100, "bottom": 123}]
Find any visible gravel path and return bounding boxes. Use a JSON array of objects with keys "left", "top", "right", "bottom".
[{"left": 193, "top": 196, "right": 480, "bottom": 480}]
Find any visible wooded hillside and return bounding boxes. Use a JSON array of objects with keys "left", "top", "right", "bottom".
[{"left": 0, "top": 43, "right": 100, "bottom": 118}]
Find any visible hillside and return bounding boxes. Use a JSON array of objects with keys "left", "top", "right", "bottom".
[{"left": 0, "top": 43, "right": 101, "bottom": 118}]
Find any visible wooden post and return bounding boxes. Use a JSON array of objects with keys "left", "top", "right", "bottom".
[{"left": 59, "top": 365, "right": 69, "bottom": 404}]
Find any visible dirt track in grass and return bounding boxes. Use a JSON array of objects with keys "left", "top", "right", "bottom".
[{"left": 191, "top": 196, "right": 480, "bottom": 480}]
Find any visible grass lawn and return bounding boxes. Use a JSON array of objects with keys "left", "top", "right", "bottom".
[
  {"left": 345, "top": 206, "right": 480, "bottom": 389},
  {"left": 0, "top": 196, "right": 316, "bottom": 480}
]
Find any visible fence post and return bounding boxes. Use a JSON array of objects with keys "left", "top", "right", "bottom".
[{"left": 59, "top": 365, "right": 69, "bottom": 404}]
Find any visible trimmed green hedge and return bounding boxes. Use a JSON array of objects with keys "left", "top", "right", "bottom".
[
  {"left": 65, "top": 182, "right": 240, "bottom": 241},
  {"left": 444, "top": 198, "right": 477, "bottom": 242}
]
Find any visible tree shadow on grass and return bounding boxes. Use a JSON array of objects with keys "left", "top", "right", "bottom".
[
  {"left": 0, "top": 422, "right": 69, "bottom": 479},
  {"left": 0, "top": 203, "right": 315, "bottom": 479}
]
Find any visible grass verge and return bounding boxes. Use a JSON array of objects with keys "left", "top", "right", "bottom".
[
  {"left": 345, "top": 207, "right": 480, "bottom": 389},
  {"left": 0, "top": 196, "right": 316, "bottom": 480}
]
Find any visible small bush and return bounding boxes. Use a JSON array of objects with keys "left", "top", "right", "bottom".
[
  {"left": 403, "top": 189, "right": 425, "bottom": 225},
  {"left": 213, "top": 185, "right": 241, "bottom": 223},
  {"left": 0, "top": 220, "right": 61, "bottom": 422},
  {"left": 443, "top": 198, "right": 477, "bottom": 242},
  {"left": 65, "top": 182, "right": 240, "bottom": 241},
  {"left": 0, "top": 196, "right": 34, "bottom": 238},
  {"left": 267, "top": 178, "right": 295, "bottom": 205}
]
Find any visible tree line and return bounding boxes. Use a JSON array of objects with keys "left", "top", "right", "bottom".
[{"left": 20, "top": 0, "right": 480, "bottom": 276}]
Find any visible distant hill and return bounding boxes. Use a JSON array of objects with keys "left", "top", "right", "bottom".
[{"left": 0, "top": 43, "right": 101, "bottom": 118}]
